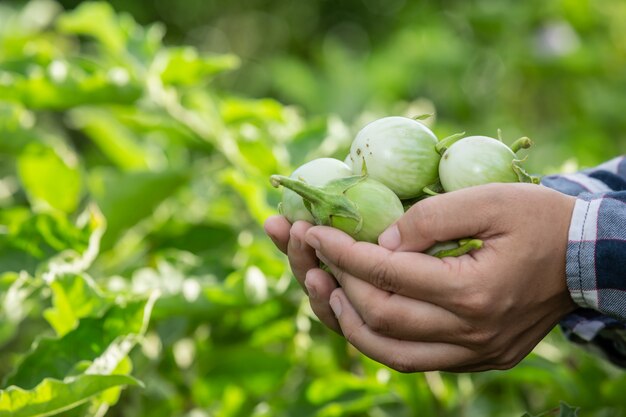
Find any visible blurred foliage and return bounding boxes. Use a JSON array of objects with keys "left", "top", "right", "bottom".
[
  {"left": 44, "top": 0, "right": 626, "bottom": 169},
  {"left": 0, "top": 0, "right": 624, "bottom": 416}
]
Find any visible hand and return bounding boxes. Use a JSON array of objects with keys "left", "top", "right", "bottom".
[
  {"left": 298, "top": 183, "right": 577, "bottom": 372},
  {"left": 264, "top": 216, "right": 342, "bottom": 333}
]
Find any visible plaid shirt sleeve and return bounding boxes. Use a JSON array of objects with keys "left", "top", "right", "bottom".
[{"left": 541, "top": 156, "right": 626, "bottom": 367}]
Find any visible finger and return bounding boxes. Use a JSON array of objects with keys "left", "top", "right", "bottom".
[
  {"left": 305, "top": 268, "right": 341, "bottom": 334},
  {"left": 307, "top": 226, "right": 462, "bottom": 304},
  {"left": 264, "top": 215, "right": 291, "bottom": 254},
  {"left": 329, "top": 288, "right": 476, "bottom": 372},
  {"left": 378, "top": 183, "right": 509, "bottom": 252},
  {"left": 446, "top": 312, "right": 560, "bottom": 372},
  {"left": 324, "top": 263, "right": 467, "bottom": 343},
  {"left": 288, "top": 221, "right": 319, "bottom": 290}
]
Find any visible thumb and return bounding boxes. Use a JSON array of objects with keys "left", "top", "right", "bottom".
[{"left": 378, "top": 185, "right": 503, "bottom": 252}]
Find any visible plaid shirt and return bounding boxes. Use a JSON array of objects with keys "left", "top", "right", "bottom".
[{"left": 541, "top": 156, "right": 626, "bottom": 368}]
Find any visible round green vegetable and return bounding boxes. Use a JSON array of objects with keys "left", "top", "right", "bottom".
[
  {"left": 279, "top": 158, "right": 352, "bottom": 223},
  {"left": 348, "top": 116, "right": 440, "bottom": 199},
  {"left": 438, "top": 135, "right": 537, "bottom": 192},
  {"left": 271, "top": 174, "right": 403, "bottom": 243}
]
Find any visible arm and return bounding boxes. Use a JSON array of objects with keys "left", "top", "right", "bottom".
[{"left": 542, "top": 156, "right": 626, "bottom": 367}]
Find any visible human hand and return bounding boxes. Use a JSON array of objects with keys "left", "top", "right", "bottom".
[
  {"left": 300, "top": 183, "right": 577, "bottom": 372},
  {"left": 264, "top": 216, "right": 342, "bottom": 333}
]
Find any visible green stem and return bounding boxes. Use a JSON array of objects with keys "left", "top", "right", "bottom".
[
  {"left": 422, "top": 180, "right": 444, "bottom": 196},
  {"left": 270, "top": 175, "right": 328, "bottom": 206},
  {"left": 432, "top": 239, "right": 483, "bottom": 258},
  {"left": 510, "top": 137, "right": 533, "bottom": 153},
  {"left": 422, "top": 186, "right": 440, "bottom": 196},
  {"left": 270, "top": 174, "right": 363, "bottom": 226},
  {"left": 413, "top": 113, "right": 434, "bottom": 121},
  {"left": 435, "top": 132, "right": 465, "bottom": 155}
]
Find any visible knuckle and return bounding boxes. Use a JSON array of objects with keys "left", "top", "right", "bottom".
[
  {"left": 481, "top": 339, "right": 522, "bottom": 370},
  {"left": 344, "top": 322, "right": 366, "bottom": 346},
  {"left": 462, "top": 324, "right": 497, "bottom": 348},
  {"left": 363, "top": 305, "right": 391, "bottom": 335},
  {"left": 334, "top": 240, "right": 359, "bottom": 270},
  {"left": 493, "top": 353, "right": 522, "bottom": 370},
  {"left": 409, "top": 203, "right": 440, "bottom": 239},
  {"left": 370, "top": 257, "right": 399, "bottom": 293},
  {"left": 329, "top": 264, "right": 344, "bottom": 282},
  {"left": 455, "top": 289, "right": 493, "bottom": 318},
  {"left": 386, "top": 355, "right": 418, "bottom": 374},
  {"left": 334, "top": 249, "right": 350, "bottom": 271}
]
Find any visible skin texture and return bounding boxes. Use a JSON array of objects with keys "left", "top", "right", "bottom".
[{"left": 264, "top": 183, "right": 577, "bottom": 373}]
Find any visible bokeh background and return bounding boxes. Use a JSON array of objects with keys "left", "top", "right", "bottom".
[{"left": 0, "top": 0, "right": 625, "bottom": 416}]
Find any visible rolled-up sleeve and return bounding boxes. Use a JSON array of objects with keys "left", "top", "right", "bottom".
[
  {"left": 566, "top": 191, "right": 626, "bottom": 317},
  {"left": 542, "top": 156, "right": 626, "bottom": 367}
]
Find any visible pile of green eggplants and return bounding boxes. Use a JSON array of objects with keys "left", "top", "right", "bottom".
[{"left": 270, "top": 116, "right": 538, "bottom": 257}]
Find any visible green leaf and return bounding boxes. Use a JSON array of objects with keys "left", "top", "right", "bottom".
[
  {"left": 53, "top": 347, "right": 136, "bottom": 417},
  {"left": 88, "top": 168, "right": 188, "bottom": 249},
  {"left": 220, "top": 168, "right": 276, "bottom": 226},
  {"left": 68, "top": 108, "right": 151, "bottom": 171},
  {"left": 4, "top": 296, "right": 155, "bottom": 389},
  {"left": 0, "top": 208, "right": 96, "bottom": 273},
  {"left": 158, "top": 47, "right": 240, "bottom": 86},
  {"left": 557, "top": 402, "right": 580, "bottom": 417},
  {"left": 56, "top": 1, "right": 164, "bottom": 65},
  {"left": 0, "top": 374, "right": 140, "bottom": 417},
  {"left": 285, "top": 117, "right": 329, "bottom": 168},
  {"left": 307, "top": 374, "right": 387, "bottom": 405},
  {"left": 220, "top": 97, "right": 285, "bottom": 125},
  {"left": 316, "top": 392, "right": 398, "bottom": 417},
  {"left": 17, "top": 143, "right": 82, "bottom": 213},
  {"left": 201, "top": 345, "right": 291, "bottom": 397},
  {"left": 0, "top": 101, "right": 37, "bottom": 154},
  {"left": 55, "top": 2, "right": 127, "bottom": 53},
  {"left": 43, "top": 273, "right": 112, "bottom": 337},
  {"left": 0, "top": 272, "right": 36, "bottom": 348},
  {"left": 0, "top": 101, "right": 34, "bottom": 133},
  {"left": 0, "top": 60, "right": 142, "bottom": 109},
  {"left": 519, "top": 402, "right": 580, "bottom": 417}
]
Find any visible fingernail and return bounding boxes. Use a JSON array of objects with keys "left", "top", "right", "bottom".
[
  {"left": 329, "top": 295, "right": 342, "bottom": 318},
  {"left": 304, "top": 276, "right": 317, "bottom": 299},
  {"left": 305, "top": 232, "right": 320, "bottom": 250},
  {"left": 378, "top": 224, "right": 400, "bottom": 250}
]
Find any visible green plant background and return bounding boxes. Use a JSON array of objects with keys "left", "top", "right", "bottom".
[{"left": 0, "top": 0, "right": 624, "bottom": 416}]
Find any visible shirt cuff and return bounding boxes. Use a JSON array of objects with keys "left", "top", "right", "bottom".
[
  {"left": 564, "top": 190, "right": 626, "bottom": 320},
  {"left": 565, "top": 195, "right": 600, "bottom": 311}
]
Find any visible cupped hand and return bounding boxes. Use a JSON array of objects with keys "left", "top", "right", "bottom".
[
  {"left": 264, "top": 216, "right": 341, "bottom": 333},
  {"left": 300, "top": 183, "right": 578, "bottom": 372}
]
